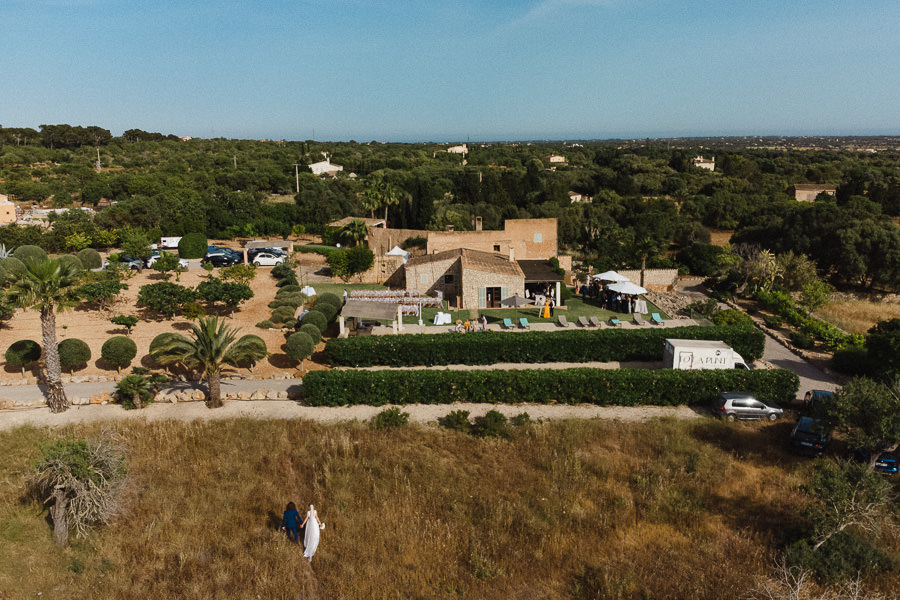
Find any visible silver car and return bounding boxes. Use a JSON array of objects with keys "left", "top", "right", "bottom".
[{"left": 714, "top": 392, "right": 783, "bottom": 422}]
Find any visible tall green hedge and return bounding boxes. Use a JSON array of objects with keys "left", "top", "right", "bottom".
[
  {"left": 76, "top": 248, "right": 102, "bottom": 269},
  {"left": 324, "top": 325, "right": 765, "bottom": 367},
  {"left": 302, "top": 368, "right": 798, "bottom": 407}
]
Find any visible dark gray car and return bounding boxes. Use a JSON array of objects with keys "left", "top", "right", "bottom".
[{"left": 713, "top": 392, "right": 783, "bottom": 422}]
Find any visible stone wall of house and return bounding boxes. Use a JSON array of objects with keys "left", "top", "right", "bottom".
[
  {"left": 348, "top": 254, "right": 405, "bottom": 284},
  {"left": 366, "top": 228, "right": 427, "bottom": 255},
  {"left": 462, "top": 268, "right": 524, "bottom": 311},
  {"left": 427, "top": 218, "right": 557, "bottom": 260},
  {"left": 618, "top": 269, "right": 679, "bottom": 293},
  {"left": 405, "top": 256, "right": 461, "bottom": 303}
]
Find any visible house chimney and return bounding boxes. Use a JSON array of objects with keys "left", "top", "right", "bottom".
[
  {"left": 508, "top": 248, "right": 515, "bottom": 261},
  {"left": 475, "top": 216, "right": 483, "bottom": 231}
]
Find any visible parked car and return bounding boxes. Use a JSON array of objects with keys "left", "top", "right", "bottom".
[
  {"left": 251, "top": 252, "right": 286, "bottom": 267},
  {"left": 103, "top": 255, "right": 143, "bottom": 271},
  {"left": 803, "top": 389, "right": 834, "bottom": 414},
  {"left": 248, "top": 247, "right": 286, "bottom": 261},
  {"left": 713, "top": 392, "right": 783, "bottom": 422},
  {"left": 202, "top": 252, "right": 241, "bottom": 267},
  {"left": 146, "top": 253, "right": 190, "bottom": 269},
  {"left": 789, "top": 417, "right": 831, "bottom": 456},
  {"left": 854, "top": 449, "right": 898, "bottom": 475}
]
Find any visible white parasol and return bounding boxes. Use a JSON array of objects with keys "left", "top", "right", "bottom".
[
  {"left": 606, "top": 282, "right": 647, "bottom": 295},
  {"left": 300, "top": 285, "right": 317, "bottom": 296}
]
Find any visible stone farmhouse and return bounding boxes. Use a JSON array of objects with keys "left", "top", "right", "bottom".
[
  {"left": 308, "top": 154, "right": 344, "bottom": 177},
  {"left": 692, "top": 156, "right": 715, "bottom": 171},
  {"left": 792, "top": 184, "right": 837, "bottom": 202},
  {"left": 405, "top": 248, "right": 525, "bottom": 310}
]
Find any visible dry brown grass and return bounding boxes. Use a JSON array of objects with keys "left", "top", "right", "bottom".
[
  {"left": 0, "top": 418, "right": 897, "bottom": 599},
  {"left": 817, "top": 300, "right": 900, "bottom": 334}
]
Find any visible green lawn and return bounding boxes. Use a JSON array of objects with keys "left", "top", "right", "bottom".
[{"left": 327, "top": 286, "right": 669, "bottom": 327}]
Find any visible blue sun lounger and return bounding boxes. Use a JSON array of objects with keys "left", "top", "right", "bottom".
[{"left": 502, "top": 318, "right": 515, "bottom": 329}]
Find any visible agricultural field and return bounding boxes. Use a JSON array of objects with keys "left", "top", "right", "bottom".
[
  {"left": 817, "top": 299, "right": 900, "bottom": 335},
  {"left": 2, "top": 417, "right": 896, "bottom": 599}
]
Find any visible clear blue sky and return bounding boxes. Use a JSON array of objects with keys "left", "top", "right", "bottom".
[{"left": 2, "top": 0, "right": 898, "bottom": 142}]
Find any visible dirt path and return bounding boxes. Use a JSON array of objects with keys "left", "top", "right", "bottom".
[{"left": 0, "top": 400, "right": 702, "bottom": 432}]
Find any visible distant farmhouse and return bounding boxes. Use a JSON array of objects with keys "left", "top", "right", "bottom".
[
  {"left": 0, "top": 194, "right": 16, "bottom": 225},
  {"left": 544, "top": 155, "right": 567, "bottom": 165},
  {"left": 568, "top": 191, "right": 591, "bottom": 204},
  {"left": 447, "top": 144, "right": 468, "bottom": 155},
  {"left": 792, "top": 184, "right": 837, "bottom": 202},
  {"left": 309, "top": 154, "right": 344, "bottom": 177},
  {"left": 692, "top": 156, "right": 715, "bottom": 171}
]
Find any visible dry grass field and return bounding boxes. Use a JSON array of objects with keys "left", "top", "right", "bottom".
[
  {"left": 1, "top": 418, "right": 897, "bottom": 599},
  {"left": 817, "top": 300, "right": 900, "bottom": 335}
]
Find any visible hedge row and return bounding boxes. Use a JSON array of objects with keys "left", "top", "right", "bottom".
[
  {"left": 303, "top": 368, "right": 799, "bottom": 407},
  {"left": 752, "top": 289, "right": 861, "bottom": 350},
  {"left": 324, "top": 325, "right": 765, "bottom": 367}
]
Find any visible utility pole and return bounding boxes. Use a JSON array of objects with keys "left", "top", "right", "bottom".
[
  {"left": 94, "top": 147, "right": 101, "bottom": 173},
  {"left": 292, "top": 163, "right": 301, "bottom": 193}
]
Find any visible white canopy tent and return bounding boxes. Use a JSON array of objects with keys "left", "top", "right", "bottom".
[
  {"left": 385, "top": 245, "right": 411, "bottom": 264},
  {"left": 593, "top": 270, "right": 630, "bottom": 282}
]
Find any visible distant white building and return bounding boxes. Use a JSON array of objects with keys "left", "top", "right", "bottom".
[
  {"left": 309, "top": 153, "right": 344, "bottom": 176},
  {"left": 545, "top": 155, "right": 567, "bottom": 164},
  {"left": 568, "top": 191, "right": 592, "bottom": 204},
  {"left": 447, "top": 144, "right": 468, "bottom": 155},
  {"left": 692, "top": 156, "right": 715, "bottom": 171}
]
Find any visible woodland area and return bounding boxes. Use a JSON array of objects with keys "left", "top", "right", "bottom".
[{"left": 2, "top": 125, "right": 900, "bottom": 290}]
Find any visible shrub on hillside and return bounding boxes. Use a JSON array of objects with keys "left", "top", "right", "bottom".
[
  {"left": 282, "top": 318, "right": 298, "bottom": 329},
  {"left": 76, "top": 247, "right": 102, "bottom": 269},
  {"left": 303, "top": 367, "right": 798, "bottom": 408},
  {"left": 710, "top": 309, "right": 753, "bottom": 328},
  {"left": 313, "top": 301, "right": 337, "bottom": 323},
  {"left": 298, "top": 323, "right": 322, "bottom": 343},
  {"left": 371, "top": 407, "right": 409, "bottom": 430},
  {"left": 5, "top": 340, "right": 41, "bottom": 373},
  {"left": 285, "top": 332, "right": 315, "bottom": 369},
  {"left": 300, "top": 309, "right": 328, "bottom": 334},
  {"left": 440, "top": 410, "right": 471, "bottom": 433},
  {"left": 315, "top": 292, "right": 342, "bottom": 309},
  {"left": 831, "top": 345, "right": 869, "bottom": 376},
  {"left": 57, "top": 254, "right": 84, "bottom": 273},
  {"left": 472, "top": 410, "right": 509, "bottom": 439},
  {"left": 58, "top": 338, "right": 91, "bottom": 374},
  {"left": 1, "top": 257, "right": 28, "bottom": 280},
  {"left": 13, "top": 244, "right": 47, "bottom": 265},
  {"left": 177, "top": 232, "right": 207, "bottom": 259},
  {"left": 137, "top": 282, "right": 197, "bottom": 317},
  {"left": 256, "top": 320, "right": 275, "bottom": 329},
  {"left": 270, "top": 306, "right": 296, "bottom": 324},
  {"left": 325, "top": 325, "right": 766, "bottom": 368},
  {"left": 277, "top": 284, "right": 301, "bottom": 295},
  {"left": 101, "top": 336, "right": 137, "bottom": 371},
  {"left": 276, "top": 273, "right": 298, "bottom": 287}
]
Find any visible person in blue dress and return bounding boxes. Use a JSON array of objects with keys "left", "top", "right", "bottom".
[{"left": 281, "top": 501, "right": 301, "bottom": 545}]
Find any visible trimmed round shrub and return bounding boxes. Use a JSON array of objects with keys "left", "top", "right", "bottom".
[
  {"left": 57, "top": 254, "right": 84, "bottom": 273},
  {"left": 0, "top": 261, "right": 7, "bottom": 286},
  {"left": 372, "top": 407, "right": 409, "bottom": 430},
  {"left": 300, "top": 309, "right": 328, "bottom": 333},
  {"left": 314, "top": 301, "right": 337, "bottom": 323},
  {"left": 256, "top": 320, "right": 275, "bottom": 329},
  {"left": 315, "top": 293, "right": 342, "bottom": 309},
  {"left": 277, "top": 284, "right": 301, "bottom": 295},
  {"left": 271, "top": 263, "right": 292, "bottom": 279},
  {"left": 285, "top": 332, "right": 315, "bottom": 364},
  {"left": 298, "top": 323, "right": 322, "bottom": 343},
  {"left": 58, "top": 338, "right": 91, "bottom": 373},
  {"left": 441, "top": 410, "right": 471, "bottom": 432},
  {"left": 101, "top": 336, "right": 137, "bottom": 370},
  {"left": 5, "top": 340, "right": 41, "bottom": 369},
  {"left": 177, "top": 232, "right": 208, "bottom": 259},
  {"left": 282, "top": 318, "right": 298, "bottom": 329},
  {"left": 1, "top": 256, "right": 28, "bottom": 280},
  {"left": 13, "top": 244, "right": 47, "bottom": 265},
  {"left": 276, "top": 273, "right": 298, "bottom": 287},
  {"left": 76, "top": 247, "right": 102, "bottom": 269},
  {"left": 270, "top": 306, "right": 296, "bottom": 324}
]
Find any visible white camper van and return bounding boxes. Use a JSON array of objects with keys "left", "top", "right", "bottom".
[{"left": 663, "top": 339, "right": 750, "bottom": 370}]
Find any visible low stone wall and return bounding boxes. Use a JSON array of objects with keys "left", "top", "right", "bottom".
[{"left": 0, "top": 386, "right": 302, "bottom": 410}]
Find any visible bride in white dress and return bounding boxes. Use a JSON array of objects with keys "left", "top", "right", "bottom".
[{"left": 301, "top": 504, "right": 320, "bottom": 562}]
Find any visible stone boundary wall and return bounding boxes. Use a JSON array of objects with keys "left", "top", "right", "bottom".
[
  {"left": 618, "top": 269, "right": 678, "bottom": 292},
  {"left": 0, "top": 386, "right": 302, "bottom": 410}
]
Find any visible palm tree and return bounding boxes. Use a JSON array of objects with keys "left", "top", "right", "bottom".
[
  {"left": 634, "top": 237, "right": 659, "bottom": 289},
  {"left": 339, "top": 220, "right": 369, "bottom": 247},
  {"left": 150, "top": 316, "right": 268, "bottom": 408},
  {"left": 361, "top": 183, "right": 382, "bottom": 219},
  {"left": 5, "top": 259, "right": 80, "bottom": 413},
  {"left": 379, "top": 181, "right": 400, "bottom": 225}
]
